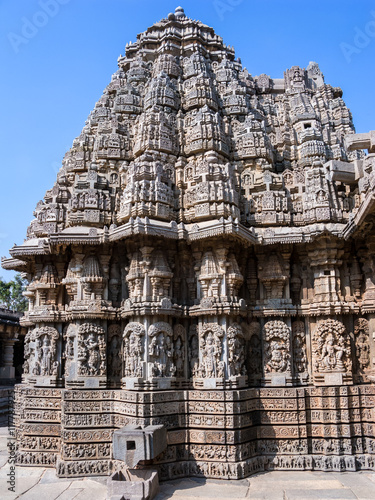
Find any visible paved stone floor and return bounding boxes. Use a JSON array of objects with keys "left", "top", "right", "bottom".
[{"left": 1, "top": 428, "right": 375, "bottom": 499}]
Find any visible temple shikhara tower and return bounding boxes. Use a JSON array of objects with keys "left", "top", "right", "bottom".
[{"left": 3, "top": 6, "right": 375, "bottom": 479}]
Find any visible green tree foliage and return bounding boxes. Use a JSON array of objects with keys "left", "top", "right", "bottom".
[{"left": 0, "top": 274, "right": 28, "bottom": 312}]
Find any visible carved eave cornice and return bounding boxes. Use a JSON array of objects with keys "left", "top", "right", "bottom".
[
  {"left": 252, "top": 303, "right": 297, "bottom": 317},
  {"left": 0, "top": 308, "right": 26, "bottom": 336},
  {"left": 0, "top": 310, "right": 22, "bottom": 327},
  {"left": 187, "top": 220, "right": 347, "bottom": 247},
  {"left": 9, "top": 238, "right": 50, "bottom": 258},
  {"left": 342, "top": 189, "right": 375, "bottom": 240},
  {"left": 21, "top": 308, "right": 66, "bottom": 326},
  {"left": 5, "top": 219, "right": 352, "bottom": 264},
  {"left": 109, "top": 217, "right": 182, "bottom": 242},
  {"left": 186, "top": 218, "right": 257, "bottom": 246},
  {"left": 297, "top": 301, "right": 361, "bottom": 316},
  {"left": 189, "top": 301, "right": 247, "bottom": 317},
  {"left": 64, "top": 310, "right": 117, "bottom": 321},
  {"left": 19, "top": 316, "right": 37, "bottom": 327},
  {"left": 257, "top": 223, "right": 347, "bottom": 246},
  {"left": 120, "top": 299, "right": 184, "bottom": 318},
  {"left": 49, "top": 226, "right": 106, "bottom": 246},
  {"left": 4, "top": 218, "right": 358, "bottom": 269},
  {"left": 1, "top": 256, "right": 28, "bottom": 271}
]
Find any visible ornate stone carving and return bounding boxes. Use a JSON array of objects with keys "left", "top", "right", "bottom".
[
  {"left": 123, "top": 322, "right": 145, "bottom": 378},
  {"left": 227, "top": 323, "right": 246, "bottom": 378},
  {"left": 63, "top": 324, "right": 76, "bottom": 379},
  {"left": 354, "top": 318, "right": 370, "bottom": 382},
  {"left": 188, "top": 325, "right": 199, "bottom": 378},
  {"left": 292, "top": 321, "right": 307, "bottom": 375},
  {"left": 23, "top": 326, "right": 59, "bottom": 383},
  {"left": 77, "top": 323, "right": 106, "bottom": 377},
  {"left": 108, "top": 324, "right": 122, "bottom": 380},
  {"left": 5, "top": 6, "right": 375, "bottom": 482},
  {"left": 312, "top": 319, "right": 352, "bottom": 385},
  {"left": 247, "top": 321, "right": 262, "bottom": 379},
  {"left": 148, "top": 322, "right": 175, "bottom": 378},
  {"left": 173, "top": 325, "right": 186, "bottom": 378},
  {"left": 258, "top": 253, "right": 288, "bottom": 300},
  {"left": 198, "top": 323, "right": 224, "bottom": 379},
  {"left": 263, "top": 320, "right": 291, "bottom": 382}
]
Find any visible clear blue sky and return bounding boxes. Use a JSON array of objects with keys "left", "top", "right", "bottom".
[{"left": 1, "top": 0, "right": 375, "bottom": 281}]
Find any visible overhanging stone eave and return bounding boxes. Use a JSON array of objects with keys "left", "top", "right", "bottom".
[
  {"left": 49, "top": 229, "right": 104, "bottom": 246},
  {"left": 186, "top": 218, "right": 256, "bottom": 245},
  {"left": 256, "top": 222, "right": 347, "bottom": 246},
  {"left": 342, "top": 190, "right": 375, "bottom": 240},
  {"left": 1, "top": 256, "right": 28, "bottom": 272},
  {"left": 14, "top": 219, "right": 351, "bottom": 251},
  {"left": 9, "top": 238, "right": 50, "bottom": 258},
  {"left": 109, "top": 218, "right": 181, "bottom": 243},
  {"left": 7, "top": 219, "right": 351, "bottom": 257}
]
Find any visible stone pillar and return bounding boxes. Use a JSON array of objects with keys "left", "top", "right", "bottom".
[{"left": 0, "top": 327, "right": 18, "bottom": 381}]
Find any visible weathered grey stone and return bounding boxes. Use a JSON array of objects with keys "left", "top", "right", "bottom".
[
  {"left": 113, "top": 425, "right": 167, "bottom": 467},
  {"left": 345, "top": 131, "right": 375, "bottom": 153},
  {"left": 0, "top": 308, "right": 26, "bottom": 389},
  {"left": 107, "top": 469, "right": 159, "bottom": 500}
]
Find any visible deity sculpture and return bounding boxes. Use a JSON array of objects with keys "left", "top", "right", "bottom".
[
  {"left": 313, "top": 320, "right": 352, "bottom": 376},
  {"left": 199, "top": 324, "right": 224, "bottom": 378},
  {"left": 41, "top": 337, "right": 52, "bottom": 375},
  {"left": 319, "top": 333, "right": 346, "bottom": 372},
  {"left": 123, "top": 323, "right": 144, "bottom": 378}
]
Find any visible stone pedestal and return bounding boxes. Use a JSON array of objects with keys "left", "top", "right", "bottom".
[
  {"left": 313, "top": 371, "right": 353, "bottom": 386},
  {"left": 0, "top": 366, "right": 15, "bottom": 379},
  {"left": 113, "top": 425, "right": 167, "bottom": 468},
  {"left": 107, "top": 469, "right": 159, "bottom": 500}
]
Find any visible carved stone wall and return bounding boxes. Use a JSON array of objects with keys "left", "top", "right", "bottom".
[{"left": 3, "top": 6, "right": 375, "bottom": 479}]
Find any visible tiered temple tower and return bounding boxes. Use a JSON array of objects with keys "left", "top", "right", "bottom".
[{"left": 2, "top": 6, "right": 375, "bottom": 479}]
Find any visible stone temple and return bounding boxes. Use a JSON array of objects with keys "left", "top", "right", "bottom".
[{"left": 2, "top": 6, "right": 375, "bottom": 480}]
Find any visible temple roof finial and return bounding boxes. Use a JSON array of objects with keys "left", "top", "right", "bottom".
[{"left": 175, "top": 6, "right": 185, "bottom": 18}]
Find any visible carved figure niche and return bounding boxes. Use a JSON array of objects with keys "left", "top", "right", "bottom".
[
  {"left": 258, "top": 253, "right": 288, "bottom": 301},
  {"left": 173, "top": 324, "right": 186, "bottom": 379},
  {"left": 198, "top": 323, "right": 225, "bottom": 383},
  {"left": 35, "top": 263, "right": 59, "bottom": 307},
  {"left": 65, "top": 322, "right": 107, "bottom": 388},
  {"left": 62, "top": 256, "right": 81, "bottom": 303},
  {"left": 148, "top": 322, "right": 175, "bottom": 383},
  {"left": 227, "top": 323, "right": 247, "bottom": 379},
  {"left": 63, "top": 324, "right": 76, "bottom": 380},
  {"left": 312, "top": 319, "right": 352, "bottom": 386},
  {"left": 149, "top": 250, "right": 173, "bottom": 300},
  {"left": 198, "top": 251, "right": 222, "bottom": 301},
  {"left": 263, "top": 320, "right": 291, "bottom": 386},
  {"left": 188, "top": 325, "right": 199, "bottom": 378},
  {"left": 108, "top": 324, "right": 122, "bottom": 385},
  {"left": 247, "top": 321, "right": 262, "bottom": 385},
  {"left": 81, "top": 255, "right": 105, "bottom": 301},
  {"left": 126, "top": 251, "right": 144, "bottom": 301},
  {"left": 354, "top": 318, "right": 371, "bottom": 383},
  {"left": 292, "top": 320, "right": 308, "bottom": 384},
  {"left": 122, "top": 322, "right": 145, "bottom": 383},
  {"left": 226, "top": 254, "right": 244, "bottom": 299},
  {"left": 23, "top": 326, "right": 60, "bottom": 385}
]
